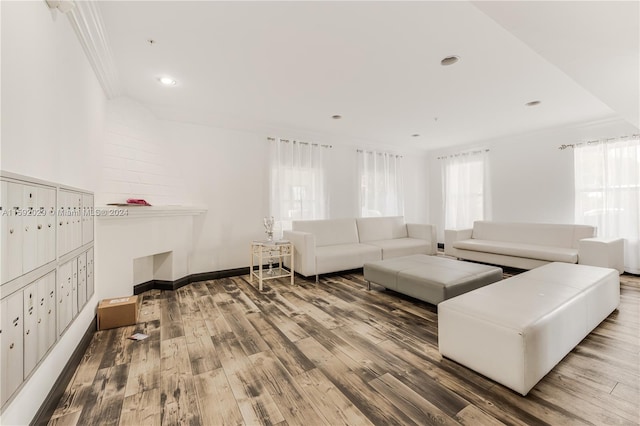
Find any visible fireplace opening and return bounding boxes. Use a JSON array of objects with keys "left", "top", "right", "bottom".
[{"left": 133, "top": 251, "right": 173, "bottom": 285}]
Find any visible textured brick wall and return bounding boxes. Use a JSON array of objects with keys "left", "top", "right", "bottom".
[{"left": 99, "top": 98, "right": 191, "bottom": 206}]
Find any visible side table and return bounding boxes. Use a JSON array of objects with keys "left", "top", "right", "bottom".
[{"left": 250, "top": 240, "right": 294, "bottom": 290}]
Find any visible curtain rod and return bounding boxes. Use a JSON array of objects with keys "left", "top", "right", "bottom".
[
  {"left": 437, "top": 148, "right": 489, "bottom": 160},
  {"left": 558, "top": 133, "right": 639, "bottom": 150},
  {"left": 356, "top": 149, "right": 403, "bottom": 158},
  {"left": 267, "top": 136, "right": 332, "bottom": 149}
]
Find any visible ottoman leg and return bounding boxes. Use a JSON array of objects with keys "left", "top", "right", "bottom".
[{"left": 367, "top": 281, "right": 371, "bottom": 291}]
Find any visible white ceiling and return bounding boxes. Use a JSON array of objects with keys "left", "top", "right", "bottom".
[{"left": 98, "top": 1, "right": 639, "bottom": 151}]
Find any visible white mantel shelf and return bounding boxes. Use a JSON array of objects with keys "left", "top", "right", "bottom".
[{"left": 95, "top": 205, "right": 207, "bottom": 220}]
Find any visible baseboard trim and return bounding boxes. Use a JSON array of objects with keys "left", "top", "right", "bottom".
[
  {"left": 31, "top": 317, "right": 97, "bottom": 426},
  {"left": 133, "top": 266, "right": 250, "bottom": 294}
]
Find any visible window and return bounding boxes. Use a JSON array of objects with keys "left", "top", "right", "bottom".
[
  {"left": 269, "top": 138, "right": 330, "bottom": 230},
  {"left": 574, "top": 136, "right": 640, "bottom": 273},
  {"left": 442, "top": 149, "right": 490, "bottom": 229},
  {"left": 357, "top": 150, "right": 404, "bottom": 217}
]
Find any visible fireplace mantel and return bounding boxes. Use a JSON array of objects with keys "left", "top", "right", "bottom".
[
  {"left": 95, "top": 205, "right": 207, "bottom": 220},
  {"left": 95, "top": 205, "right": 207, "bottom": 300}
]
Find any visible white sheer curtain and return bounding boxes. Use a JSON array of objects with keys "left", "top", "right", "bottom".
[
  {"left": 574, "top": 136, "right": 640, "bottom": 274},
  {"left": 357, "top": 150, "right": 404, "bottom": 217},
  {"left": 442, "top": 149, "right": 491, "bottom": 229},
  {"left": 269, "top": 138, "right": 330, "bottom": 232}
]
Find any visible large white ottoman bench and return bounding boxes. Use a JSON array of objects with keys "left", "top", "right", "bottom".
[
  {"left": 363, "top": 255, "right": 503, "bottom": 305},
  {"left": 438, "top": 262, "right": 620, "bottom": 396}
]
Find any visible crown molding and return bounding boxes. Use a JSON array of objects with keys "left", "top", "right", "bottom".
[{"left": 65, "top": 1, "right": 121, "bottom": 99}]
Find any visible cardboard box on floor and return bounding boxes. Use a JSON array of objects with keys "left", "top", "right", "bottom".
[{"left": 97, "top": 295, "right": 139, "bottom": 331}]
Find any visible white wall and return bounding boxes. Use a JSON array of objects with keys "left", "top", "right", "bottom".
[
  {"left": 402, "top": 153, "right": 430, "bottom": 224},
  {"left": 1, "top": 3, "right": 104, "bottom": 188},
  {"left": 428, "top": 118, "right": 639, "bottom": 242},
  {"left": 165, "top": 119, "right": 269, "bottom": 273},
  {"left": 101, "top": 98, "right": 430, "bottom": 276},
  {"left": 0, "top": 1, "right": 105, "bottom": 424}
]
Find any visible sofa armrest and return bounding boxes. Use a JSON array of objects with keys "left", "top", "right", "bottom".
[
  {"left": 444, "top": 228, "right": 473, "bottom": 257},
  {"left": 578, "top": 237, "right": 624, "bottom": 274},
  {"left": 407, "top": 223, "right": 437, "bottom": 255},
  {"left": 283, "top": 230, "right": 316, "bottom": 277}
]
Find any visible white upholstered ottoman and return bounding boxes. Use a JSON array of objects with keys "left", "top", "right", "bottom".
[{"left": 438, "top": 262, "right": 620, "bottom": 396}]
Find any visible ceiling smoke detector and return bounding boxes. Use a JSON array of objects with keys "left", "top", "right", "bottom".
[{"left": 440, "top": 55, "right": 460, "bottom": 66}]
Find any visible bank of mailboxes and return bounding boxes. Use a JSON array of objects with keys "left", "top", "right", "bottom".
[
  {"left": 0, "top": 175, "right": 94, "bottom": 408},
  {"left": 1, "top": 181, "right": 56, "bottom": 283},
  {"left": 55, "top": 249, "right": 94, "bottom": 338}
]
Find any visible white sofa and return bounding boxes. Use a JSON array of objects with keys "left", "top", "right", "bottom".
[
  {"left": 445, "top": 221, "right": 624, "bottom": 273},
  {"left": 283, "top": 216, "right": 437, "bottom": 280}
]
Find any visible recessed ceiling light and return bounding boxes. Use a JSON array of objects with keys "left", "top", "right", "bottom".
[
  {"left": 440, "top": 55, "right": 460, "bottom": 66},
  {"left": 525, "top": 100, "right": 541, "bottom": 107},
  {"left": 159, "top": 77, "right": 176, "bottom": 86},
  {"left": 331, "top": 114, "right": 342, "bottom": 120},
  {"left": 411, "top": 134, "right": 420, "bottom": 137}
]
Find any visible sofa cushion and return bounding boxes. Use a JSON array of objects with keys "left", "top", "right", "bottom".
[
  {"left": 453, "top": 239, "right": 579, "bottom": 263},
  {"left": 315, "top": 243, "right": 381, "bottom": 275},
  {"left": 356, "top": 216, "right": 408, "bottom": 243},
  {"left": 293, "top": 218, "right": 359, "bottom": 247},
  {"left": 447, "top": 249, "right": 551, "bottom": 271},
  {"left": 471, "top": 221, "right": 595, "bottom": 249},
  {"left": 364, "top": 238, "right": 431, "bottom": 259}
]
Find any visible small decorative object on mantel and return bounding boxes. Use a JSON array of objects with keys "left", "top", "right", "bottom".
[
  {"left": 107, "top": 198, "right": 152, "bottom": 207},
  {"left": 263, "top": 216, "right": 275, "bottom": 241}
]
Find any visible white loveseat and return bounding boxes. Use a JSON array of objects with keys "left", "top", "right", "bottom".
[
  {"left": 445, "top": 221, "right": 624, "bottom": 273},
  {"left": 283, "top": 216, "right": 437, "bottom": 280}
]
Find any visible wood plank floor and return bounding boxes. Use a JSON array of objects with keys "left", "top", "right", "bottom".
[{"left": 50, "top": 270, "right": 640, "bottom": 426}]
